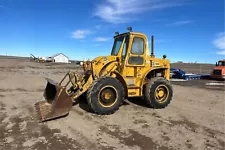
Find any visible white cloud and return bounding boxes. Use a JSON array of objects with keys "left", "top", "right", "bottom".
[
  {"left": 217, "top": 51, "right": 225, "bottom": 55},
  {"left": 94, "top": 37, "right": 109, "bottom": 42},
  {"left": 94, "top": 0, "right": 185, "bottom": 24},
  {"left": 72, "top": 30, "right": 91, "bottom": 39},
  {"left": 213, "top": 32, "right": 225, "bottom": 55},
  {"left": 165, "top": 20, "right": 193, "bottom": 26}
]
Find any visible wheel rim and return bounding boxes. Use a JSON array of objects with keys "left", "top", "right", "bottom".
[
  {"left": 154, "top": 84, "right": 169, "bottom": 103},
  {"left": 98, "top": 86, "right": 118, "bottom": 108}
]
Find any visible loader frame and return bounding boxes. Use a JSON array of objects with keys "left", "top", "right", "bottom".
[{"left": 34, "top": 28, "right": 173, "bottom": 122}]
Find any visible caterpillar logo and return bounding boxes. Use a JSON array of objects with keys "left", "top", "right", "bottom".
[{"left": 152, "top": 62, "right": 160, "bottom": 67}]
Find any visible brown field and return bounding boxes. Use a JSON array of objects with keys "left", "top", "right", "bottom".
[
  {"left": 0, "top": 56, "right": 224, "bottom": 150},
  {"left": 171, "top": 63, "right": 214, "bottom": 74}
]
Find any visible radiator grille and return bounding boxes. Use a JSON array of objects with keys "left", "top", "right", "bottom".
[{"left": 213, "top": 69, "right": 222, "bottom": 75}]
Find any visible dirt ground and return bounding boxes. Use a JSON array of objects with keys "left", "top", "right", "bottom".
[{"left": 0, "top": 57, "right": 224, "bottom": 150}]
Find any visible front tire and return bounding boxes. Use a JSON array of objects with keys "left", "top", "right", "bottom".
[
  {"left": 87, "top": 76, "right": 125, "bottom": 115},
  {"left": 143, "top": 77, "right": 173, "bottom": 108}
]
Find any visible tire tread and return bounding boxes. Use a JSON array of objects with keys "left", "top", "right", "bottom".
[
  {"left": 87, "top": 76, "right": 124, "bottom": 115},
  {"left": 144, "top": 77, "right": 173, "bottom": 108}
]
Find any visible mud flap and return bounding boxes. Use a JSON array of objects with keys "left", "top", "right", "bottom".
[{"left": 35, "top": 78, "right": 73, "bottom": 122}]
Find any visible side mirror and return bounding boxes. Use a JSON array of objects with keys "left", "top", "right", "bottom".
[
  {"left": 163, "top": 55, "right": 167, "bottom": 59},
  {"left": 216, "top": 62, "right": 218, "bottom": 66}
]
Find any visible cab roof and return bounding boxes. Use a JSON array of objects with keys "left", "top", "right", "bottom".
[{"left": 113, "top": 31, "right": 147, "bottom": 38}]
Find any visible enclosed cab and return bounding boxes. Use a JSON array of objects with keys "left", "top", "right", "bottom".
[{"left": 210, "top": 60, "right": 225, "bottom": 80}]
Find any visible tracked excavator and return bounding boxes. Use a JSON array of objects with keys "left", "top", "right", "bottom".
[{"left": 35, "top": 27, "right": 173, "bottom": 122}]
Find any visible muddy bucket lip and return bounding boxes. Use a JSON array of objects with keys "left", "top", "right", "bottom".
[
  {"left": 35, "top": 86, "right": 73, "bottom": 122},
  {"left": 35, "top": 100, "right": 71, "bottom": 122},
  {"left": 45, "top": 78, "right": 58, "bottom": 85}
]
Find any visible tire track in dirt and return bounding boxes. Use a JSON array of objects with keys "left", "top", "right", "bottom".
[
  {"left": 2, "top": 89, "right": 223, "bottom": 150},
  {"left": 0, "top": 88, "right": 44, "bottom": 93},
  {"left": 108, "top": 105, "right": 178, "bottom": 149},
  {"left": 170, "top": 98, "right": 224, "bottom": 132},
  {"left": 0, "top": 100, "right": 84, "bottom": 150},
  {"left": 99, "top": 125, "right": 172, "bottom": 150},
  {"left": 69, "top": 106, "right": 147, "bottom": 149},
  {"left": 76, "top": 101, "right": 169, "bottom": 149},
  {"left": 68, "top": 102, "right": 174, "bottom": 150},
  {"left": 1, "top": 115, "right": 83, "bottom": 150},
  {"left": 41, "top": 102, "right": 147, "bottom": 149},
  {"left": 168, "top": 115, "right": 225, "bottom": 150},
  {"left": 141, "top": 107, "right": 225, "bottom": 150},
  {"left": 45, "top": 106, "right": 120, "bottom": 150},
  {"left": 70, "top": 103, "right": 153, "bottom": 149},
  {"left": 103, "top": 99, "right": 225, "bottom": 150}
]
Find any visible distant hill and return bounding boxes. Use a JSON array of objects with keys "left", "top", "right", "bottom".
[
  {"left": 171, "top": 63, "right": 214, "bottom": 74},
  {"left": 0, "top": 55, "right": 215, "bottom": 74},
  {"left": 0, "top": 55, "right": 29, "bottom": 60}
]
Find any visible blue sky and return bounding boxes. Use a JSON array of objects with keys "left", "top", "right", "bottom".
[{"left": 0, "top": 0, "right": 224, "bottom": 63}]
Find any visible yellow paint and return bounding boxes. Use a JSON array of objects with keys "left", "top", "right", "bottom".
[
  {"left": 154, "top": 84, "right": 169, "bottom": 104},
  {"left": 57, "top": 88, "right": 63, "bottom": 98},
  {"left": 104, "top": 92, "right": 112, "bottom": 99},
  {"left": 57, "top": 30, "right": 171, "bottom": 104},
  {"left": 158, "top": 90, "right": 164, "bottom": 97},
  {"left": 71, "top": 75, "right": 93, "bottom": 100},
  {"left": 126, "top": 67, "right": 135, "bottom": 77},
  {"left": 128, "top": 88, "right": 140, "bottom": 97},
  {"left": 98, "top": 85, "right": 118, "bottom": 108},
  {"left": 99, "top": 61, "right": 118, "bottom": 77}
]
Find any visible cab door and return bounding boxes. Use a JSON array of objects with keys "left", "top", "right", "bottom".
[{"left": 124, "top": 35, "right": 147, "bottom": 96}]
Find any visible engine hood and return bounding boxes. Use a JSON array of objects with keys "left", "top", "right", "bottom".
[
  {"left": 90, "top": 55, "right": 119, "bottom": 78},
  {"left": 92, "top": 55, "right": 118, "bottom": 65},
  {"left": 214, "top": 66, "right": 225, "bottom": 70}
]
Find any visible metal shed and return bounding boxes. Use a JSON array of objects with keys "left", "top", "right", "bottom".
[{"left": 51, "top": 53, "right": 69, "bottom": 63}]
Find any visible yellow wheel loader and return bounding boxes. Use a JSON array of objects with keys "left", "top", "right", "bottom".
[{"left": 35, "top": 27, "right": 173, "bottom": 122}]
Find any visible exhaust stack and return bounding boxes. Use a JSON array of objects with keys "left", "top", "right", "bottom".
[{"left": 151, "top": 35, "right": 155, "bottom": 57}]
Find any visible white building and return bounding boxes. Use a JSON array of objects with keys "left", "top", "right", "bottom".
[{"left": 51, "top": 53, "right": 69, "bottom": 63}]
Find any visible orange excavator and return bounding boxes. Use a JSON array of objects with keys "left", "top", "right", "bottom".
[{"left": 210, "top": 59, "right": 225, "bottom": 80}]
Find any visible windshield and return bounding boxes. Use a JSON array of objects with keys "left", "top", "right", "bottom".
[
  {"left": 111, "top": 36, "right": 125, "bottom": 56},
  {"left": 218, "top": 61, "right": 225, "bottom": 66}
]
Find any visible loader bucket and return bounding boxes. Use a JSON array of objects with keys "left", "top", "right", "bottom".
[{"left": 34, "top": 78, "right": 73, "bottom": 122}]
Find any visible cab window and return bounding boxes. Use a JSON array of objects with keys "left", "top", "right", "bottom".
[
  {"left": 218, "top": 61, "right": 225, "bottom": 66},
  {"left": 131, "top": 37, "right": 144, "bottom": 55},
  {"left": 111, "top": 36, "right": 124, "bottom": 56},
  {"left": 122, "top": 36, "right": 129, "bottom": 60}
]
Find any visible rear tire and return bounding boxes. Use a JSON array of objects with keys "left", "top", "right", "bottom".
[
  {"left": 87, "top": 76, "right": 125, "bottom": 115},
  {"left": 143, "top": 77, "right": 173, "bottom": 108}
]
